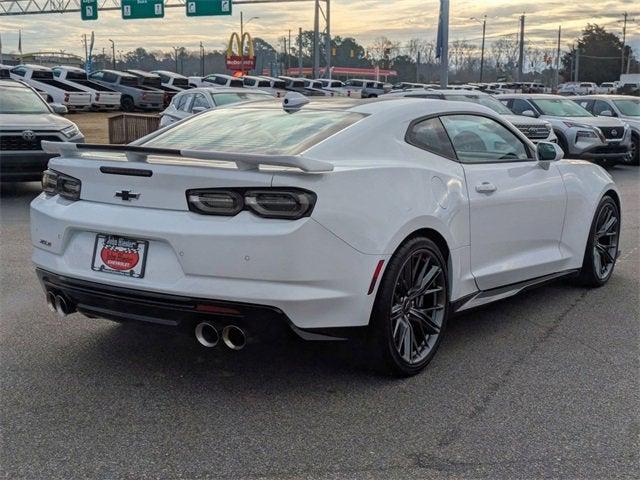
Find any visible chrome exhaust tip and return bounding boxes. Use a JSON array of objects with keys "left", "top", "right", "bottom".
[
  {"left": 195, "top": 322, "right": 219, "bottom": 348},
  {"left": 54, "top": 294, "right": 72, "bottom": 317},
  {"left": 222, "top": 325, "right": 246, "bottom": 351},
  {"left": 46, "top": 292, "right": 56, "bottom": 313}
]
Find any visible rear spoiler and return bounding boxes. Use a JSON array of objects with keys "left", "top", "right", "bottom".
[{"left": 41, "top": 141, "right": 334, "bottom": 173}]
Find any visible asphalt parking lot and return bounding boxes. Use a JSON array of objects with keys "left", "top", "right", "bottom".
[{"left": 1, "top": 167, "right": 638, "bottom": 479}]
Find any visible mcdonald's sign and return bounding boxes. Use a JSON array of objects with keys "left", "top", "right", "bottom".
[{"left": 225, "top": 32, "right": 256, "bottom": 71}]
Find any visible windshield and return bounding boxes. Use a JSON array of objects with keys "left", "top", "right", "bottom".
[
  {"left": 143, "top": 107, "right": 366, "bottom": 155},
  {"left": 0, "top": 85, "right": 50, "bottom": 114},
  {"left": 613, "top": 99, "right": 640, "bottom": 116},
  {"left": 443, "top": 94, "right": 512, "bottom": 115},
  {"left": 531, "top": 98, "right": 592, "bottom": 117}
]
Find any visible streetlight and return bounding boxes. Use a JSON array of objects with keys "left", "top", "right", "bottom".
[
  {"left": 239, "top": 12, "right": 259, "bottom": 74},
  {"left": 471, "top": 15, "right": 487, "bottom": 83},
  {"left": 108, "top": 38, "right": 115, "bottom": 69}
]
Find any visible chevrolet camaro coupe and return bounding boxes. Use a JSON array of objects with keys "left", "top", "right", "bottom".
[{"left": 31, "top": 96, "right": 621, "bottom": 376}]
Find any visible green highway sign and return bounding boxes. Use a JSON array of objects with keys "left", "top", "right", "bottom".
[
  {"left": 80, "top": 0, "right": 98, "bottom": 20},
  {"left": 186, "top": 0, "right": 232, "bottom": 17},
  {"left": 121, "top": 0, "right": 165, "bottom": 20}
]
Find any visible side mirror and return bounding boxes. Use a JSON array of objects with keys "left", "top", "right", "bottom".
[
  {"left": 537, "top": 141, "right": 564, "bottom": 162},
  {"left": 522, "top": 109, "right": 537, "bottom": 118},
  {"left": 191, "top": 106, "right": 207, "bottom": 114},
  {"left": 599, "top": 110, "right": 613, "bottom": 117},
  {"left": 51, "top": 103, "right": 68, "bottom": 115}
]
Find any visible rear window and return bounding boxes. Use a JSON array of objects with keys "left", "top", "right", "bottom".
[
  {"left": 173, "top": 78, "right": 189, "bottom": 88},
  {"left": 120, "top": 76, "right": 139, "bottom": 86},
  {"left": 143, "top": 107, "right": 366, "bottom": 155},
  {"left": 66, "top": 71, "right": 88, "bottom": 81},
  {"left": 32, "top": 70, "right": 54, "bottom": 80},
  {"left": 229, "top": 79, "right": 244, "bottom": 88}
]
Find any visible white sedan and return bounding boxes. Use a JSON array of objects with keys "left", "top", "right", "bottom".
[
  {"left": 158, "top": 87, "right": 272, "bottom": 127},
  {"left": 31, "top": 97, "right": 621, "bottom": 376}
]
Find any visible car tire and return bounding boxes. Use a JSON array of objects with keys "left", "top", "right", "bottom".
[
  {"left": 577, "top": 195, "right": 620, "bottom": 287},
  {"left": 631, "top": 134, "right": 639, "bottom": 166},
  {"left": 367, "top": 236, "right": 449, "bottom": 377},
  {"left": 121, "top": 95, "right": 135, "bottom": 112}
]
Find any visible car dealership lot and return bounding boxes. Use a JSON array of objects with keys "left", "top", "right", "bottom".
[{"left": 0, "top": 167, "right": 638, "bottom": 479}]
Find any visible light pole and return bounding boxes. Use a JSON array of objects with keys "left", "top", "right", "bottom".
[
  {"left": 240, "top": 12, "right": 259, "bottom": 74},
  {"left": 471, "top": 15, "right": 486, "bottom": 83},
  {"left": 108, "top": 38, "right": 115, "bottom": 69}
]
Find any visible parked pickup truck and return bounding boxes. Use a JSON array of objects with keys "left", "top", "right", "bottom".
[
  {"left": 9, "top": 64, "right": 91, "bottom": 111},
  {"left": 151, "top": 70, "right": 192, "bottom": 91},
  {"left": 52, "top": 66, "right": 121, "bottom": 110},
  {"left": 88, "top": 70, "right": 164, "bottom": 111},
  {"left": 126, "top": 69, "right": 178, "bottom": 107}
]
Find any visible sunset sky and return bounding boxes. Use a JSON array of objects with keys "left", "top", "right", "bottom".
[{"left": 1, "top": 0, "right": 639, "bottom": 58}]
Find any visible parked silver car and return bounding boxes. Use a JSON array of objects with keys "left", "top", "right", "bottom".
[
  {"left": 499, "top": 94, "right": 631, "bottom": 164},
  {"left": 158, "top": 87, "right": 272, "bottom": 127},
  {"left": 0, "top": 79, "right": 83, "bottom": 182},
  {"left": 572, "top": 95, "right": 640, "bottom": 165}
]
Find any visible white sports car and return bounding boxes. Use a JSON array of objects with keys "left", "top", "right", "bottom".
[{"left": 31, "top": 96, "right": 621, "bottom": 376}]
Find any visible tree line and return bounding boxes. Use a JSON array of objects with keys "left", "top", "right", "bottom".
[{"left": 89, "top": 24, "right": 637, "bottom": 84}]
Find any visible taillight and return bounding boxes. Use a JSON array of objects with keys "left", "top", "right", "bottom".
[
  {"left": 41, "top": 169, "right": 82, "bottom": 201},
  {"left": 187, "top": 188, "right": 316, "bottom": 220}
]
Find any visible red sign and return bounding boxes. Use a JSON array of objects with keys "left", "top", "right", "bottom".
[{"left": 226, "top": 55, "right": 256, "bottom": 70}]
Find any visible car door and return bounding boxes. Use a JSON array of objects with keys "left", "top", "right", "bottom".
[{"left": 439, "top": 114, "right": 567, "bottom": 290}]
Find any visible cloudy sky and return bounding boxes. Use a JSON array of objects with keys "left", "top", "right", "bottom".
[{"left": 1, "top": 0, "right": 639, "bottom": 57}]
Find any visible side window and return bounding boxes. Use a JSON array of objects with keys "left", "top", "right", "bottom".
[
  {"left": 213, "top": 76, "right": 227, "bottom": 86},
  {"left": 440, "top": 114, "right": 531, "bottom": 163},
  {"left": 511, "top": 99, "right": 535, "bottom": 115},
  {"left": 90, "top": 71, "right": 103, "bottom": 81},
  {"left": 593, "top": 100, "right": 613, "bottom": 116},
  {"left": 177, "top": 94, "right": 192, "bottom": 111},
  {"left": 406, "top": 117, "right": 456, "bottom": 159},
  {"left": 191, "top": 93, "right": 209, "bottom": 111},
  {"left": 53, "top": 70, "right": 60, "bottom": 78},
  {"left": 11, "top": 67, "right": 26, "bottom": 77},
  {"left": 577, "top": 100, "right": 592, "bottom": 112},
  {"left": 102, "top": 72, "right": 117, "bottom": 83}
]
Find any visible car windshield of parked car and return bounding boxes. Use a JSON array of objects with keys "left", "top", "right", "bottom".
[
  {"left": 1, "top": 85, "right": 50, "bottom": 114},
  {"left": 143, "top": 107, "right": 366, "bottom": 155},
  {"left": 211, "top": 92, "right": 270, "bottom": 106},
  {"left": 613, "top": 99, "right": 640, "bottom": 116},
  {"left": 531, "top": 98, "right": 592, "bottom": 117},
  {"left": 443, "top": 94, "right": 513, "bottom": 115}
]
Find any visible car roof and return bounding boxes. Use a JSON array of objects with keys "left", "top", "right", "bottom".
[
  {"left": 573, "top": 95, "right": 634, "bottom": 100},
  {"left": 99, "top": 69, "right": 137, "bottom": 78},
  {"left": 0, "top": 78, "right": 32, "bottom": 88},
  {"left": 498, "top": 93, "right": 567, "bottom": 99},
  {"left": 177, "top": 87, "right": 269, "bottom": 95},
  {"left": 207, "top": 73, "right": 236, "bottom": 80},
  {"left": 52, "top": 65, "right": 85, "bottom": 72},
  {"left": 151, "top": 70, "right": 186, "bottom": 78},
  {"left": 127, "top": 69, "right": 159, "bottom": 77}
]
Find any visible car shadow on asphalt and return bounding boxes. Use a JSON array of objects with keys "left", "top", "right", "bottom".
[{"left": 54, "top": 278, "right": 588, "bottom": 392}]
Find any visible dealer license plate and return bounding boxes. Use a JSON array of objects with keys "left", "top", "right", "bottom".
[{"left": 91, "top": 234, "right": 148, "bottom": 278}]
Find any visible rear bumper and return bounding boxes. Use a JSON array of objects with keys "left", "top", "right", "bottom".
[
  {"left": 37, "top": 268, "right": 293, "bottom": 338},
  {"left": 30, "top": 195, "right": 385, "bottom": 330},
  {"left": 0, "top": 152, "right": 52, "bottom": 181}
]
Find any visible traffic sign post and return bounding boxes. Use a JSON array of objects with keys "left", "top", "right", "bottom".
[
  {"left": 121, "top": 0, "right": 165, "bottom": 20},
  {"left": 186, "top": 0, "right": 232, "bottom": 17},
  {"left": 80, "top": 0, "right": 98, "bottom": 20}
]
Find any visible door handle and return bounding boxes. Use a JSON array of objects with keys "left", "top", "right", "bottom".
[{"left": 475, "top": 182, "right": 497, "bottom": 193}]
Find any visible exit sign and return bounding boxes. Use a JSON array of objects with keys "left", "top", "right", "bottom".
[
  {"left": 80, "top": 0, "right": 98, "bottom": 20},
  {"left": 121, "top": 0, "right": 164, "bottom": 20},
  {"left": 186, "top": 0, "right": 232, "bottom": 17}
]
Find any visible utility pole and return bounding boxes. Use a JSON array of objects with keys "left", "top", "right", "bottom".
[
  {"left": 555, "top": 25, "right": 561, "bottom": 89},
  {"left": 324, "top": 0, "right": 331, "bottom": 78},
  {"left": 438, "top": 0, "right": 449, "bottom": 88},
  {"left": 298, "top": 27, "right": 303, "bottom": 76},
  {"left": 517, "top": 14, "right": 525, "bottom": 82},
  {"left": 574, "top": 47, "right": 580, "bottom": 82},
  {"left": 479, "top": 16, "right": 486, "bottom": 83},
  {"left": 200, "top": 41, "right": 204, "bottom": 76},
  {"left": 108, "top": 38, "right": 115, "bottom": 69},
  {"left": 173, "top": 46, "right": 179, "bottom": 73},
  {"left": 313, "top": 0, "right": 320, "bottom": 78},
  {"left": 287, "top": 29, "right": 291, "bottom": 71},
  {"left": 620, "top": 12, "right": 627, "bottom": 76},
  {"left": 83, "top": 34, "right": 88, "bottom": 67},
  {"left": 416, "top": 51, "right": 421, "bottom": 82}
]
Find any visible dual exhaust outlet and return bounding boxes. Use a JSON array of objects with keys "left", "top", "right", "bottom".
[
  {"left": 195, "top": 322, "right": 246, "bottom": 351},
  {"left": 46, "top": 291, "right": 74, "bottom": 317}
]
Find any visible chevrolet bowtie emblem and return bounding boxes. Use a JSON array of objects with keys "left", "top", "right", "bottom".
[{"left": 115, "top": 190, "right": 140, "bottom": 201}]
